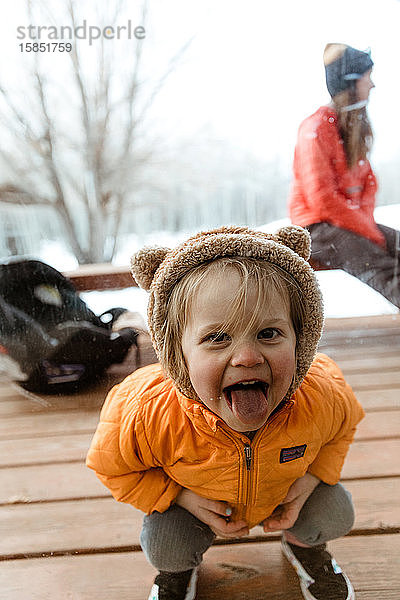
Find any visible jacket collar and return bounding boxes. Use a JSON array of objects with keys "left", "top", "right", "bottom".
[{"left": 176, "top": 388, "right": 221, "bottom": 432}]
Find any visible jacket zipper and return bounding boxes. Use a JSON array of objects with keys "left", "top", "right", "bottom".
[
  {"left": 244, "top": 443, "right": 252, "bottom": 471},
  {"left": 243, "top": 443, "right": 253, "bottom": 514},
  {"left": 219, "top": 404, "right": 292, "bottom": 521},
  {"left": 241, "top": 404, "right": 293, "bottom": 513},
  {"left": 219, "top": 428, "right": 251, "bottom": 518}
]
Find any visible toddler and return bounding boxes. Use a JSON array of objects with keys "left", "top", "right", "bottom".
[{"left": 87, "top": 225, "right": 364, "bottom": 600}]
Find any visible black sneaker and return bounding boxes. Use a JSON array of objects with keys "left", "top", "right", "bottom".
[
  {"left": 281, "top": 536, "right": 355, "bottom": 600},
  {"left": 147, "top": 568, "right": 198, "bottom": 600}
]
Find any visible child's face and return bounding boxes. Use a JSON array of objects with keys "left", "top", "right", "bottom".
[{"left": 181, "top": 268, "right": 296, "bottom": 432}]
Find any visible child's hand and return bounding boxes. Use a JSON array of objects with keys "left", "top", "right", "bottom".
[
  {"left": 262, "top": 472, "right": 320, "bottom": 533},
  {"left": 175, "top": 488, "right": 249, "bottom": 539}
]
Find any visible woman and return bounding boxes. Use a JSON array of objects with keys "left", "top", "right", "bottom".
[{"left": 289, "top": 43, "right": 399, "bottom": 309}]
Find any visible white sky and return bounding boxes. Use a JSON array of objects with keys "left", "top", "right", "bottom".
[
  {"left": 1, "top": 0, "right": 400, "bottom": 165},
  {"left": 146, "top": 0, "right": 400, "bottom": 164}
]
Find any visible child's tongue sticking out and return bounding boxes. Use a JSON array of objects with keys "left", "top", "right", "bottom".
[{"left": 225, "top": 383, "right": 270, "bottom": 425}]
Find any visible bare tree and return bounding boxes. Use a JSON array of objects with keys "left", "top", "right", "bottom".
[{"left": 0, "top": 0, "right": 190, "bottom": 264}]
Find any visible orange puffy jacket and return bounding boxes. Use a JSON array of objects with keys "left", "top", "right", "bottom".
[
  {"left": 288, "top": 105, "right": 385, "bottom": 247},
  {"left": 86, "top": 353, "right": 364, "bottom": 529}
]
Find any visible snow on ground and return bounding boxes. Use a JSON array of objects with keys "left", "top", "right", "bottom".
[
  {"left": 258, "top": 204, "right": 400, "bottom": 318},
  {"left": 81, "top": 286, "right": 149, "bottom": 320},
  {"left": 375, "top": 204, "right": 400, "bottom": 229},
  {"left": 82, "top": 204, "right": 400, "bottom": 321},
  {"left": 316, "top": 269, "right": 396, "bottom": 317}
]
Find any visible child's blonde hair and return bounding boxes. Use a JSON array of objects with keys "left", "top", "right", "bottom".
[
  {"left": 131, "top": 225, "right": 324, "bottom": 400},
  {"left": 161, "top": 257, "right": 306, "bottom": 385}
]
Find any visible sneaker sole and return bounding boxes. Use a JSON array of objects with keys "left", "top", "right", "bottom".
[
  {"left": 147, "top": 567, "right": 198, "bottom": 600},
  {"left": 185, "top": 568, "right": 198, "bottom": 600},
  {"left": 281, "top": 537, "right": 355, "bottom": 600}
]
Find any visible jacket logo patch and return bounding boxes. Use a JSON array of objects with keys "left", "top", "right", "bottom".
[{"left": 280, "top": 444, "right": 307, "bottom": 463}]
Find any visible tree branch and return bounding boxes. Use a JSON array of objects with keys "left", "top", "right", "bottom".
[
  {"left": 0, "top": 184, "right": 52, "bottom": 206},
  {"left": 120, "top": 0, "right": 148, "bottom": 159},
  {"left": 0, "top": 0, "right": 191, "bottom": 264}
]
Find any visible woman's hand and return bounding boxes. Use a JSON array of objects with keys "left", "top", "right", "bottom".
[
  {"left": 175, "top": 488, "right": 249, "bottom": 539},
  {"left": 262, "top": 472, "right": 320, "bottom": 533}
]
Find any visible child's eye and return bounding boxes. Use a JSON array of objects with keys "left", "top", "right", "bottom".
[
  {"left": 258, "top": 328, "right": 279, "bottom": 340},
  {"left": 204, "top": 331, "right": 230, "bottom": 343}
]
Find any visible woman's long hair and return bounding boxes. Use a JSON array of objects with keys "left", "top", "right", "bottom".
[{"left": 333, "top": 85, "right": 373, "bottom": 169}]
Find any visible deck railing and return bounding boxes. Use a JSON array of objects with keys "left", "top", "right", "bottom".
[
  {"left": 66, "top": 260, "right": 332, "bottom": 292},
  {"left": 65, "top": 263, "right": 137, "bottom": 292}
]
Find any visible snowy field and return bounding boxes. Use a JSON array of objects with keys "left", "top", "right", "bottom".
[{"left": 39, "top": 204, "right": 400, "bottom": 321}]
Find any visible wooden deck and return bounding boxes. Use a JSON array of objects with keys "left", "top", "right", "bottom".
[{"left": 1, "top": 312, "right": 400, "bottom": 599}]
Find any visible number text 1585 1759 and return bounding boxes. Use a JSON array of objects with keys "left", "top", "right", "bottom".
[{"left": 19, "top": 43, "right": 72, "bottom": 52}]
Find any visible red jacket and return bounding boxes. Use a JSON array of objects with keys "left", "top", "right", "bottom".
[
  {"left": 288, "top": 106, "right": 385, "bottom": 247},
  {"left": 86, "top": 354, "right": 364, "bottom": 528}
]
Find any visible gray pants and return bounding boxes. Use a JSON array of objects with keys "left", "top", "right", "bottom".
[
  {"left": 140, "top": 482, "right": 354, "bottom": 572},
  {"left": 308, "top": 222, "right": 400, "bottom": 308}
]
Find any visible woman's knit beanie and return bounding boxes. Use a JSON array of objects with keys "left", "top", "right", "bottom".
[
  {"left": 131, "top": 225, "right": 324, "bottom": 400},
  {"left": 324, "top": 43, "right": 373, "bottom": 98}
]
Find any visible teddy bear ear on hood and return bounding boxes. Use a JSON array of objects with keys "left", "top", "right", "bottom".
[
  {"left": 130, "top": 246, "right": 170, "bottom": 291},
  {"left": 274, "top": 225, "right": 311, "bottom": 261}
]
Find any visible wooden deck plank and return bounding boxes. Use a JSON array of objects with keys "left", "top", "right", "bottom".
[
  {"left": 343, "top": 439, "right": 400, "bottom": 479},
  {"left": 319, "top": 331, "right": 400, "bottom": 347},
  {"left": 320, "top": 323, "right": 400, "bottom": 341},
  {"left": 354, "top": 389, "right": 400, "bottom": 412},
  {"left": 323, "top": 314, "right": 400, "bottom": 331},
  {"left": 348, "top": 477, "right": 400, "bottom": 530},
  {"left": 334, "top": 354, "right": 400, "bottom": 374},
  {"left": 2, "top": 383, "right": 400, "bottom": 417},
  {"left": 345, "top": 370, "right": 400, "bottom": 390},
  {"left": 355, "top": 410, "right": 400, "bottom": 440},
  {"left": 2, "top": 348, "right": 398, "bottom": 402},
  {"left": 319, "top": 338, "right": 400, "bottom": 357},
  {"left": 0, "top": 410, "right": 100, "bottom": 440},
  {"left": 0, "top": 411, "right": 398, "bottom": 470},
  {"left": 0, "top": 497, "right": 140, "bottom": 558},
  {"left": 197, "top": 535, "right": 400, "bottom": 600},
  {"left": 0, "top": 535, "right": 399, "bottom": 600},
  {"left": 0, "top": 462, "right": 105, "bottom": 504},
  {"left": 0, "top": 350, "right": 399, "bottom": 419},
  {"left": 0, "top": 383, "right": 111, "bottom": 417},
  {"left": 2, "top": 438, "right": 399, "bottom": 505},
  {"left": 356, "top": 594, "right": 399, "bottom": 599},
  {"left": 0, "top": 433, "right": 92, "bottom": 467},
  {"left": 0, "top": 396, "right": 101, "bottom": 417},
  {"left": 1, "top": 478, "right": 399, "bottom": 557},
  {"left": 0, "top": 384, "right": 23, "bottom": 399},
  {"left": 1, "top": 410, "right": 398, "bottom": 468},
  {"left": 0, "top": 312, "right": 399, "bottom": 599},
  {"left": 321, "top": 342, "right": 400, "bottom": 360},
  {"left": 319, "top": 341, "right": 400, "bottom": 358}
]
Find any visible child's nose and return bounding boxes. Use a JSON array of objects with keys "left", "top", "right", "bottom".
[{"left": 230, "top": 342, "right": 264, "bottom": 368}]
